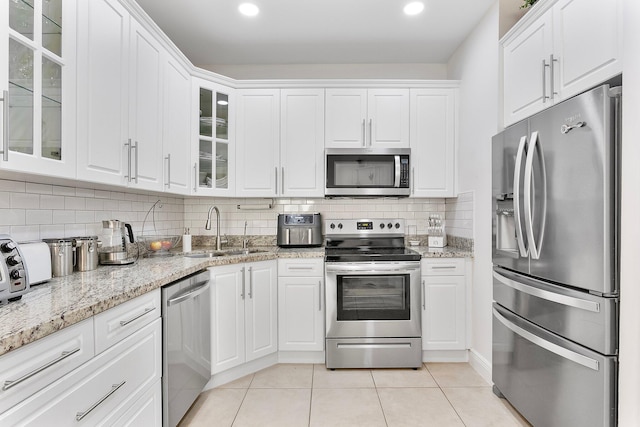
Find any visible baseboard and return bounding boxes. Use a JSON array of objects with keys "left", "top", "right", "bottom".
[
  {"left": 422, "top": 350, "right": 469, "bottom": 362},
  {"left": 468, "top": 348, "right": 492, "bottom": 384},
  {"left": 278, "top": 351, "right": 325, "bottom": 364},
  {"left": 203, "top": 353, "right": 279, "bottom": 390}
]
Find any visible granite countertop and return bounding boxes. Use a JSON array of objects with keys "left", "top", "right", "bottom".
[{"left": 0, "top": 244, "right": 471, "bottom": 357}]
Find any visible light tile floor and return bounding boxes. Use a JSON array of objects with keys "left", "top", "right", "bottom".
[{"left": 179, "top": 363, "right": 532, "bottom": 427}]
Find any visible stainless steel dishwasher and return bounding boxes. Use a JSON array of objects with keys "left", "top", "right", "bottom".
[{"left": 162, "top": 270, "right": 211, "bottom": 427}]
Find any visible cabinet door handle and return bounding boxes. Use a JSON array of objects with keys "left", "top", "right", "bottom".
[
  {"left": 1, "top": 90, "right": 8, "bottom": 161},
  {"left": 281, "top": 167, "right": 285, "bottom": 194},
  {"left": 124, "top": 139, "right": 132, "bottom": 182},
  {"left": 132, "top": 140, "right": 139, "bottom": 184},
  {"left": 165, "top": 154, "right": 171, "bottom": 188},
  {"left": 369, "top": 118, "right": 373, "bottom": 146},
  {"left": 319, "top": 280, "right": 322, "bottom": 311},
  {"left": 422, "top": 279, "right": 426, "bottom": 310},
  {"left": 274, "top": 167, "right": 278, "bottom": 195},
  {"left": 119, "top": 307, "right": 155, "bottom": 326},
  {"left": 542, "top": 59, "right": 549, "bottom": 104},
  {"left": 193, "top": 163, "right": 198, "bottom": 192},
  {"left": 248, "top": 266, "right": 253, "bottom": 299},
  {"left": 241, "top": 267, "right": 246, "bottom": 299},
  {"left": 75, "top": 380, "right": 126, "bottom": 421},
  {"left": 549, "top": 54, "right": 558, "bottom": 101},
  {"left": 361, "top": 119, "right": 365, "bottom": 147},
  {"left": 411, "top": 167, "right": 415, "bottom": 194},
  {"left": 3, "top": 347, "right": 81, "bottom": 391}
]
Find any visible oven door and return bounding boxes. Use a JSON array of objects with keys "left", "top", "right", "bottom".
[{"left": 325, "top": 261, "right": 421, "bottom": 338}]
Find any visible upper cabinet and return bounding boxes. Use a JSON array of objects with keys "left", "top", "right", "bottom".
[
  {"left": 1, "top": 0, "right": 77, "bottom": 178},
  {"left": 502, "top": 0, "right": 622, "bottom": 126},
  {"left": 235, "top": 89, "right": 280, "bottom": 197},
  {"left": 410, "top": 88, "right": 457, "bottom": 198},
  {"left": 280, "top": 89, "right": 325, "bottom": 198},
  {"left": 325, "top": 88, "right": 409, "bottom": 148},
  {"left": 192, "top": 77, "right": 235, "bottom": 197}
]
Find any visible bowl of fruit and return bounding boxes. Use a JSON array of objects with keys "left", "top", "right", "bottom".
[{"left": 138, "top": 235, "right": 181, "bottom": 256}]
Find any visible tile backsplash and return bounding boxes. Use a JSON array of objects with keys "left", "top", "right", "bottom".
[{"left": 0, "top": 177, "right": 473, "bottom": 244}]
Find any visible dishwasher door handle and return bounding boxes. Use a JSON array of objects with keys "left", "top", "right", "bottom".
[{"left": 167, "top": 280, "right": 210, "bottom": 306}]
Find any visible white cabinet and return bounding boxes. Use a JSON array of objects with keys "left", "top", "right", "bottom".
[
  {"left": 76, "top": 0, "right": 130, "bottom": 186},
  {"left": 162, "top": 57, "right": 192, "bottom": 195},
  {"left": 235, "top": 89, "right": 280, "bottom": 197},
  {"left": 280, "top": 89, "right": 325, "bottom": 197},
  {"left": 502, "top": 0, "right": 622, "bottom": 126},
  {"left": 410, "top": 88, "right": 457, "bottom": 198},
  {"left": 2, "top": 0, "right": 77, "bottom": 179},
  {"left": 210, "top": 260, "right": 278, "bottom": 374},
  {"left": 193, "top": 78, "right": 235, "bottom": 196},
  {"left": 421, "top": 258, "right": 468, "bottom": 352},
  {"left": 277, "top": 258, "right": 324, "bottom": 352},
  {"left": 325, "top": 88, "right": 409, "bottom": 148}
]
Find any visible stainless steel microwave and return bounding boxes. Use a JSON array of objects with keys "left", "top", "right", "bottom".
[{"left": 325, "top": 148, "right": 411, "bottom": 197}]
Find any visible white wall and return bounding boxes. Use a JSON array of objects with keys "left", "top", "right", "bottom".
[
  {"left": 618, "top": 0, "right": 640, "bottom": 424},
  {"left": 198, "top": 63, "right": 448, "bottom": 80},
  {"left": 447, "top": 1, "right": 500, "bottom": 380}
]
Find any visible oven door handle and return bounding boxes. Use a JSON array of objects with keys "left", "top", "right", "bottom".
[{"left": 325, "top": 263, "right": 420, "bottom": 274}]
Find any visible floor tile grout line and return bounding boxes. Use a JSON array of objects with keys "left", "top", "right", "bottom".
[
  {"left": 439, "top": 384, "right": 469, "bottom": 427},
  {"left": 230, "top": 385, "right": 251, "bottom": 427}
]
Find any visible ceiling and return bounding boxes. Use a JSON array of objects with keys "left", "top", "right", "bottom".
[{"left": 135, "top": 0, "right": 496, "bottom": 67}]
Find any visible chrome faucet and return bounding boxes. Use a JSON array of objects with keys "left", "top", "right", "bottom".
[
  {"left": 242, "top": 221, "right": 249, "bottom": 250},
  {"left": 205, "top": 206, "right": 222, "bottom": 250}
]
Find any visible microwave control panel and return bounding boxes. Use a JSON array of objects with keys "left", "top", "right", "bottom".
[{"left": 400, "top": 157, "right": 410, "bottom": 187}]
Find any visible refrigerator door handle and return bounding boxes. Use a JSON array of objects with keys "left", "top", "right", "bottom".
[
  {"left": 493, "top": 307, "right": 600, "bottom": 371},
  {"left": 524, "top": 131, "right": 547, "bottom": 260},
  {"left": 513, "top": 135, "right": 529, "bottom": 257},
  {"left": 493, "top": 270, "right": 600, "bottom": 312}
]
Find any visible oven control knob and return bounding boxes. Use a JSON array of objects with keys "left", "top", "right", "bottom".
[
  {"left": 330, "top": 223, "right": 335, "bottom": 229},
  {"left": 1, "top": 241, "right": 16, "bottom": 253},
  {"left": 337, "top": 223, "right": 343, "bottom": 229},
  {"left": 6, "top": 255, "right": 21, "bottom": 266},
  {"left": 10, "top": 269, "right": 25, "bottom": 280},
  {"left": 395, "top": 223, "right": 400, "bottom": 229},
  {"left": 387, "top": 223, "right": 392, "bottom": 229},
  {"left": 379, "top": 223, "right": 385, "bottom": 229}
]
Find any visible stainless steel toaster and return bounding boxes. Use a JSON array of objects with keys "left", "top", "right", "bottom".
[{"left": 277, "top": 213, "right": 322, "bottom": 247}]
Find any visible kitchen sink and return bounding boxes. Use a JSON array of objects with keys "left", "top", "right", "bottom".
[{"left": 184, "top": 249, "right": 268, "bottom": 258}]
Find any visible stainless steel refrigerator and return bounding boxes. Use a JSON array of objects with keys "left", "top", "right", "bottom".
[{"left": 491, "top": 84, "right": 620, "bottom": 427}]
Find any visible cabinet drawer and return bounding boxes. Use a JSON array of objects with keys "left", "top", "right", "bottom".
[
  {"left": 0, "top": 319, "right": 161, "bottom": 426},
  {"left": 0, "top": 318, "right": 94, "bottom": 414},
  {"left": 94, "top": 290, "right": 160, "bottom": 354},
  {"left": 278, "top": 258, "right": 324, "bottom": 277},
  {"left": 421, "top": 258, "right": 465, "bottom": 276},
  {"left": 108, "top": 379, "right": 161, "bottom": 427}
]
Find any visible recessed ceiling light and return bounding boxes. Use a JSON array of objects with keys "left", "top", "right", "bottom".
[
  {"left": 403, "top": 2, "right": 425, "bottom": 16},
  {"left": 238, "top": 3, "right": 259, "bottom": 17}
]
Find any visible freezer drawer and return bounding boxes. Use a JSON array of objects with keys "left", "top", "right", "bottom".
[
  {"left": 493, "top": 303, "right": 617, "bottom": 427},
  {"left": 493, "top": 267, "right": 618, "bottom": 355}
]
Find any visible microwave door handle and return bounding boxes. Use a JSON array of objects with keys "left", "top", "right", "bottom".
[
  {"left": 513, "top": 135, "right": 529, "bottom": 257},
  {"left": 394, "top": 156, "right": 401, "bottom": 187}
]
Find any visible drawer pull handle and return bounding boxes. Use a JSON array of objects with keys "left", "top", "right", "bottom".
[
  {"left": 75, "top": 380, "right": 126, "bottom": 421},
  {"left": 119, "top": 307, "right": 155, "bottom": 327},
  {"left": 431, "top": 266, "right": 457, "bottom": 270},
  {"left": 3, "top": 347, "right": 81, "bottom": 391},
  {"left": 288, "top": 266, "right": 314, "bottom": 270}
]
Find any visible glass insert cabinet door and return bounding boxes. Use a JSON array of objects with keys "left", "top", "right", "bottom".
[
  {"left": 3, "top": 0, "right": 75, "bottom": 176},
  {"left": 195, "top": 80, "right": 234, "bottom": 195}
]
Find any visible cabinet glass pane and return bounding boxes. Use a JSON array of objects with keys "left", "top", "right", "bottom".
[
  {"left": 216, "top": 93, "right": 228, "bottom": 140},
  {"left": 215, "top": 142, "right": 228, "bottom": 189},
  {"left": 9, "top": 0, "right": 35, "bottom": 40},
  {"left": 199, "top": 140, "right": 212, "bottom": 188},
  {"left": 42, "top": 57, "right": 62, "bottom": 160},
  {"left": 9, "top": 38, "right": 34, "bottom": 154},
  {"left": 42, "top": 0, "right": 62, "bottom": 56},
  {"left": 200, "top": 88, "right": 213, "bottom": 137}
]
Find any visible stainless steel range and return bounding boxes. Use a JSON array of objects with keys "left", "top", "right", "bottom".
[{"left": 324, "top": 219, "right": 422, "bottom": 369}]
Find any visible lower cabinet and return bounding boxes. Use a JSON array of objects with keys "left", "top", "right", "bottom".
[
  {"left": 277, "top": 259, "right": 324, "bottom": 352},
  {"left": 210, "top": 260, "right": 278, "bottom": 374},
  {"left": 421, "top": 258, "right": 468, "bottom": 352}
]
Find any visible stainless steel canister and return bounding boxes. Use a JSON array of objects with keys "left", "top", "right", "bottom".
[
  {"left": 44, "top": 239, "right": 75, "bottom": 277},
  {"left": 73, "top": 236, "right": 101, "bottom": 272}
]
